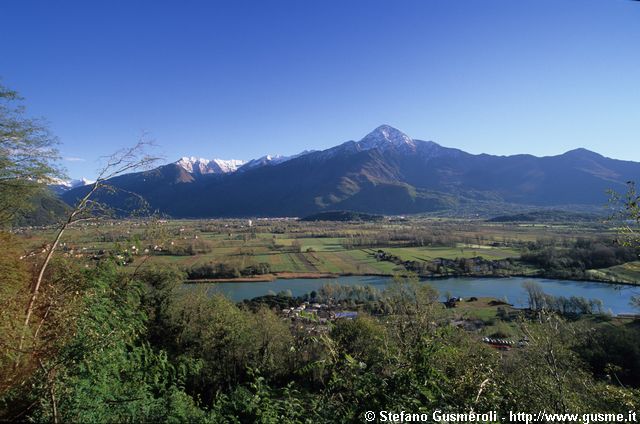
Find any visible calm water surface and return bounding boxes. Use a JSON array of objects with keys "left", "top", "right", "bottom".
[{"left": 184, "top": 276, "right": 638, "bottom": 315}]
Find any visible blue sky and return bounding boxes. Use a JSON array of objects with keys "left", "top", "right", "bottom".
[{"left": 1, "top": 0, "right": 639, "bottom": 179}]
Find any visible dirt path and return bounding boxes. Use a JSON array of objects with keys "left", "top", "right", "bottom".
[{"left": 295, "top": 252, "right": 318, "bottom": 272}]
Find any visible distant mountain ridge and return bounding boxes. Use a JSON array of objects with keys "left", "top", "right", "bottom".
[
  {"left": 49, "top": 177, "right": 95, "bottom": 195},
  {"left": 175, "top": 157, "right": 245, "bottom": 175},
  {"left": 173, "top": 150, "right": 318, "bottom": 176},
  {"left": 61, "top": 125, "right": 640, "bottom": 218}
]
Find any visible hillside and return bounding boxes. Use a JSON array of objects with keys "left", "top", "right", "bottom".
[{"left": 13, "top": 190, "right": 71, "bottom": 227}]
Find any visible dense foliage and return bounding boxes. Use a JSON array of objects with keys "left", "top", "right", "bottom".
[
  {"left": 2, "top": 260, "right": 638, "bottom": 422},
  {"left": 187, "top": 261, "right": 271, "bottom": 279},
  {"left": 0, "top": 84, "right": 61, "bottom": 226},
  {"left": 521, "top": 238, "right": 637, "bottom": 279}
]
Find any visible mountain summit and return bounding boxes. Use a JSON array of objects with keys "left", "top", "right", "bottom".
[{"left": 358, "top": 125, "right": 415, "bottom": 150}]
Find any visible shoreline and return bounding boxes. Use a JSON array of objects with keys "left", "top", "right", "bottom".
[
  {"left": 185, "top": 272, "right": 342, "bottom": 284},
  {"left": 183, "top": 271, "right": 639, "bottom": 286}
]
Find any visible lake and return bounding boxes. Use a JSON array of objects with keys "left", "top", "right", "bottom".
[{"left": 184, "top": 276, "right": 638, "bottom": 315}]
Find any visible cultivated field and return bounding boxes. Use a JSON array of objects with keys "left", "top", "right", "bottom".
[{"left": 14, "top": 216, "right": 640, "bottom": 283}]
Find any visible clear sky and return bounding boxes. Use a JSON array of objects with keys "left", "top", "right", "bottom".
[{"left": 1, "top": 0, "right": 639, "bottom": 179}]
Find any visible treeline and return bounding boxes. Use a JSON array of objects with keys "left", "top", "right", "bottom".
[
  {"left": 371, "top": 237, "right": 638, "bottom": 280},
  {"left": 523, "top": 281, "right": 605, "bottom": 316},
  {"left": 487, "top": 210, "right": 602, "bottom": 223},
  {"left": 407, "top": 256, "right": 522, "bottom": 276},
  {"left": 374, "top": 249, "right": 523, "bottom": 277},
  {"left": 300, "top": 210, "right": 384, "bottom": 222},
  {"left": 158, "top": 239, "right": 215, "bottom": 256},
  {"left": 521, "top": 238, "right": 638, "bottom": 279},
  {"left": 343, "top": 229, "right": 462, "bottom": 249},
  {"left": 186, "top": 261, "right": 272, "bottom": 279}
]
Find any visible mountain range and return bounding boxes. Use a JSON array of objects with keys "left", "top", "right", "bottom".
[
  {"left": 49, "top": 177, "right": 96, "bottom": 195},
  {"left": 60, "top": 125, "right": 640, "bottom": 218}
]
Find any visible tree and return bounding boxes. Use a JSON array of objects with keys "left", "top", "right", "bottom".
[
  {"left": 16, "top": 138, "right": 158, "bottom": 368},
  {"left": 523, "top": 281, "right": 547, "bottom": 311},
  {"left": 2, "top": 263, "right": 207, "bottom": 423},
  {"left": 331, "top": 314, "right": 387, "bottom": 365},
  {"left": 609, "top": 181, "right": 640, "bottom": 309},
  {"left": 501, "top": 312, "right": 634, "bottom": 414},
  {"left": 291, "top": 239, "right": 302, "bottom": 253},
  {"left": 3, "top": 131, "right": 158, "bottom": 419},
  {"left": 609, "top": 181, "right": 640, "bottom": 248},
  {"left": 0, "top": 83, "right": 61, "bottom": 225}
]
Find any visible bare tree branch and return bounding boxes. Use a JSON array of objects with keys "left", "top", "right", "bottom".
[{"left": 15, "top": 135, "right": 160, "bottom": 367}]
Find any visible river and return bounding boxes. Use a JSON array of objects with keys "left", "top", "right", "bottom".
[{"left": 184, "top": 276, "right": 638, "bottom": 315}]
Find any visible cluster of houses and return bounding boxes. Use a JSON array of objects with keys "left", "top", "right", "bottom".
[{"left": 280, "top": 301, "right": 359, "bottom": 331}]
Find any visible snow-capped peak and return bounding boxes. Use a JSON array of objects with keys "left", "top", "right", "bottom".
[
  {"left": 176, "top": 157, "right": 245, "bottom": 175},
  {"left": 240, "top": 154, "right": 287, "bottom": 170},
  {"left": 47, "top": 177, "right": 95, "bottom": 194},
  {"left": 73, "top": 177, "right": 95, "bottom": 187},
  {"left": 358, "top": 125, "right": 415, "bottom": 150},
  {"left": 46, "top": 177, "right": 72, "bottom": 187},
  {"left": 176, "top": 150, "right": 314, "bottom": 175},
  {"left": 176, "top": 157, "right": 209, "bottom": 173},
  {"left": 238, "top": 150, "right": 314, "bottom": 172},
  {"left": 46, "top": 177, "right": 94, "bottom": 188},
  {"left": 209, "top": 158, "right": 246, "bottom": 173}
]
